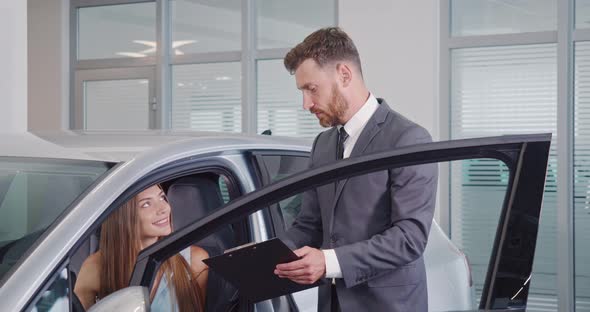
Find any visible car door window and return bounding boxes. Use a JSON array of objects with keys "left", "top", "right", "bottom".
[
  {"left": 257, "top": 153, "right": 511, "bottom": 305},
  {"left": 255, "top": 157, "right": 507, "bottom": 312},
  {"left": 449, "top": 158, "right": 509, "bottom": 305},
  {"left": 255, "top": 154, "right": 309, "bottom": 233},
  {"left": 0, "top": 158, "right": 111, "bottom": 282}
]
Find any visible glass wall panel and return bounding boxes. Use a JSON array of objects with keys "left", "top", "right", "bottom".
[
  {"left": 451, "top": 0, "right": 556, "bottom": 36},
  {"left": 171, "top": 0, "right": 241, "bottom": 54},
  {"left": 577, "top": 0, "right": 590, "bottom": 29},
  {"left": 257, "top": 0, "right": 336, "bottom": 49},
  {"left": 78, "top": 3, "right": 156, "bottom": 60},
  {"left": 450, "top": 44, "right": 558, "bottom": 311}
]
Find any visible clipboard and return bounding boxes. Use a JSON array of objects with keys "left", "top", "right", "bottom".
[{"left": 202, "top": 238, "right": 323, "bottom": 303}]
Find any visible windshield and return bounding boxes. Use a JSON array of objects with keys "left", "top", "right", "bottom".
[{"left": 0, "top": 157, "right": 112, "bottom": 281}]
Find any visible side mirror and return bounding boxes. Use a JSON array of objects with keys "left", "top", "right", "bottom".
[{"left": 87, "top": 286, "right": 149, "bottom": 312}]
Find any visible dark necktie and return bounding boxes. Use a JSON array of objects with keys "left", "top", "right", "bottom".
[{"left": 337, "top": 127, "right": 349, "bottom": 160}]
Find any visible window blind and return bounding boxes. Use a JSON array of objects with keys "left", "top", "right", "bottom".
[
  {"left": 257, "top": 59, "right": 324, "bottom": 139},
  {"left": 574, "top": 41, "right": 590, "bottom": 312},
  {"left": 84, "top": 79, "right": 150, "bottom": 130},
  {"left": 171, "top": 62, "right": 241, "bottom": 132}
]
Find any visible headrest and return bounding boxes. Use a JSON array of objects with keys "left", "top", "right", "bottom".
[{"left": 167, "top": 174, "right": 223, "bottom": 231}]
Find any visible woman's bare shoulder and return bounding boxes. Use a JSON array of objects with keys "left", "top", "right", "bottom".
[
  {"left": 77, "top": 252, "right": 102, "bottom": 286},
  {"left": 74, "top": 251, "right": 102, "bottom": 310},
  {"left": 190, "top": 245, "right": 209, "bottom": 262},
  {"left": 85, "top": 251, "right": 102, "bottom": 265}
]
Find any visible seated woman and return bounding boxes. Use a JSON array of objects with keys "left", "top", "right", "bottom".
[{"left": 74, "top": 185, "right": 208, "bottom": 312}]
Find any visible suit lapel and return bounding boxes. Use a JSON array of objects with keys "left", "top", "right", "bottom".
[
  {"left": 349, "top": 102, "right": 390, "bottom": 157},
  {"left": 329, "top": 100, "right": 390, "bottom": 227}
]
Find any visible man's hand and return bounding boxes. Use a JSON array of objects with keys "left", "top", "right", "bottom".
[{"left": 274, "top": 246, "right": 326, "bottom": 284}]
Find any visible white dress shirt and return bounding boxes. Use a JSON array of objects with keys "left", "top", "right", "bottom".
[{"left": 322, "top": 93, "right": 379, "bottom": 279}]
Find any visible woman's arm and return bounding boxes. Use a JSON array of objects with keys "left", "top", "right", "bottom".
[
  {"left": 74, "top": 252, "right": 101, "bottom": 311},
  {"left": 190, "top": 246, "right": 209, "bottom": 303}
]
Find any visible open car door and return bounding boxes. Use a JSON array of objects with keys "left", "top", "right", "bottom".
[{"left": 129, "top": 133, "right": 551, "bottom": 311}]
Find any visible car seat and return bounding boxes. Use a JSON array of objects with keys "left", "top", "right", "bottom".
[{"left": 167, "top": 174, "right": 238, "bottom": 312}]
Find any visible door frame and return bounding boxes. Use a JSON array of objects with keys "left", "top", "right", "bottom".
[{"left": 131, "top": 133, "right": 552, "bottom": 310}]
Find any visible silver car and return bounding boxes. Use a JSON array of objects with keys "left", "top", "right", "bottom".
[{"left": 0, "top": 131, "right": 550, "bottom": 312}]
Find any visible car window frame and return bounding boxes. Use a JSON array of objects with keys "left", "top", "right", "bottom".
[
  {"left": 24, "top": 155, "right": 247, "bottom": 311},
  {"left": 130, "top": 134, "right": 551, "bottom": 310}
]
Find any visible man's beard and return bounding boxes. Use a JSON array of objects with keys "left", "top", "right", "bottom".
[{"left": 313, "top": 85, "right": 348, "bottom": 127}]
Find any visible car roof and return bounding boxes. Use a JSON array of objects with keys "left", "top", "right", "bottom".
[{"left": 0, "top": 130, "right": 312, "bottom": 162}]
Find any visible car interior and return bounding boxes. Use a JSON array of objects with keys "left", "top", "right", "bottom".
[{"left": 69, "top": 171, "right": 249, "bottom": 312}]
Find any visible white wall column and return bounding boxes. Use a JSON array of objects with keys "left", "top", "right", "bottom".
[
  {"left": 338, "top": 0, "right": 439, "bottom": 139},
  {"left": 339, "top": 0, "right": 440, "bottom": 222},
  {"left": 0, "top": 0, "right": 27, "bottom": 132},
  {"left": 27, "top": 0, "right": 69, "bottom": 131}
]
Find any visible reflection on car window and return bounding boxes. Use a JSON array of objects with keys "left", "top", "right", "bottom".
[
  {"left": 218, "top": 176, "right": 231, "bottom": 205},
  {"left": 0, "top": 157, "right": 111, "bottom": 282},
  {"left": 32, "top": 268, "right": 69, "bottom": 312},
  {"left": 259, "top": 155, "right": 308, "bottom": 230},
  {"left": 450, "top": 158, "right": 509, "bottom": 304}
]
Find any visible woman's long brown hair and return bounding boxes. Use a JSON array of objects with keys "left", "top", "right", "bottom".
[{"left": 98, "top": 188, "right": 204, "bottom": 312}]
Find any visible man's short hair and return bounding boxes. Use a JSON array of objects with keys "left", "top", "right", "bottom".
[{"left": 284, "top": 27, "right": 363, "bottom": 76}]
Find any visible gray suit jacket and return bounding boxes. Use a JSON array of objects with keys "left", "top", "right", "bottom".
[{"left": 283, "top": 99, "right": 438, "bottom": 312}]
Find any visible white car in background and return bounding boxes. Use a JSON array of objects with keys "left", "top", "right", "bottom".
[{"left": 0, "top": 131, "right": 550, "bottom": 312}]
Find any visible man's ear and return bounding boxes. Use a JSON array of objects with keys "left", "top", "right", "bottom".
[{"left": 336, "top": 63, "right": 353, "bottom": 87}]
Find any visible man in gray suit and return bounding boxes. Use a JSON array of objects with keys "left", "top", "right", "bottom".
[{"left": 274, "top": 27, "right": 438, "bottom": 311}]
